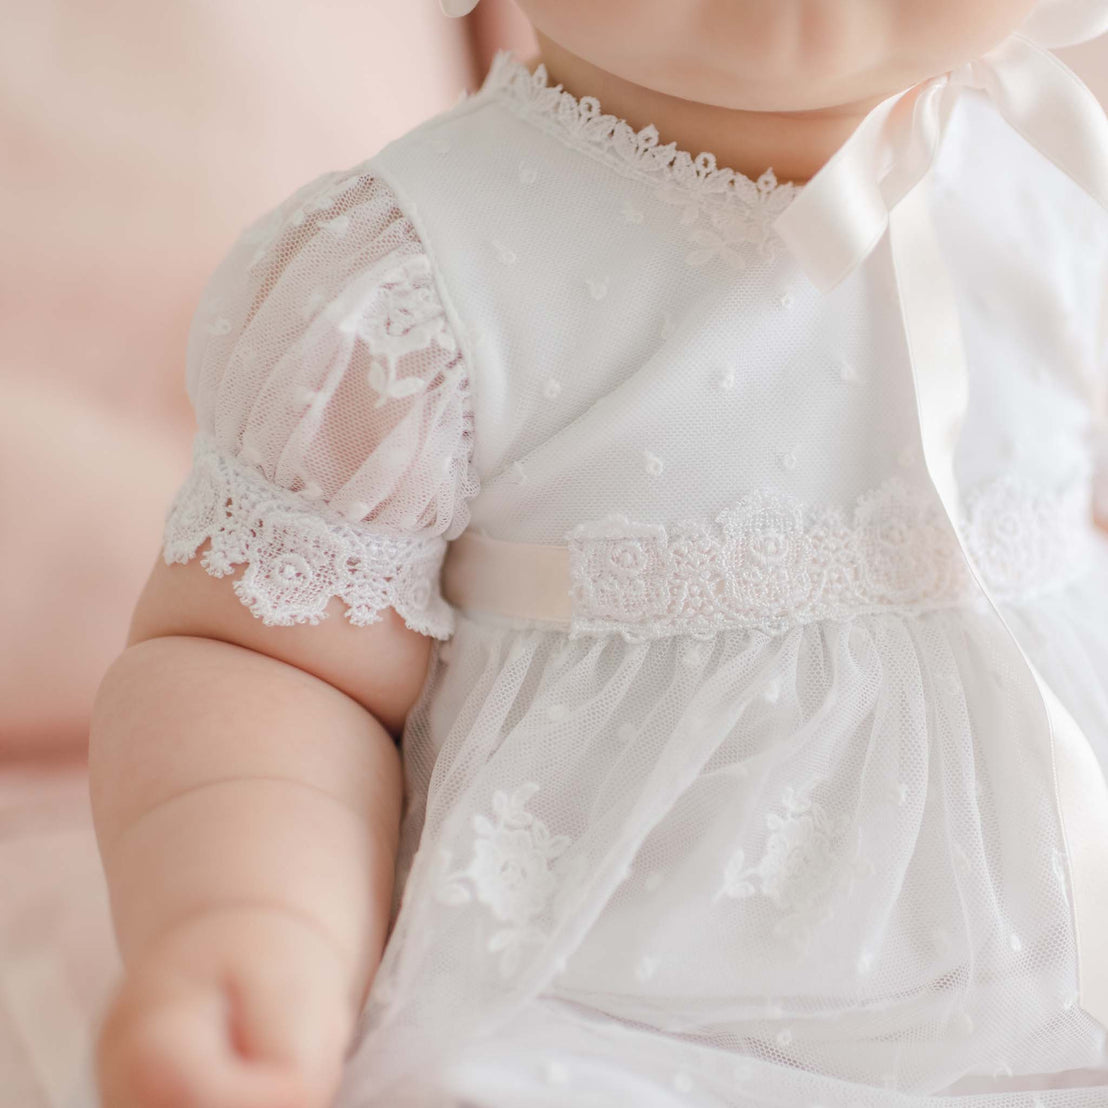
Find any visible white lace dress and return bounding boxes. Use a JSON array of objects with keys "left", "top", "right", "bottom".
[{"left": 160, "top": 51, "right": 1108, "bottom": 1108}]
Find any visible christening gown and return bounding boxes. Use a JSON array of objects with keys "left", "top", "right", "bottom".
[{"left": 156, "top": 30, "right": 1108, "bottom": 1108}]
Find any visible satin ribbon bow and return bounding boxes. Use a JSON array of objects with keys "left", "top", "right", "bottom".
[
  {"left": 774, "top": 24, "right": 1108, "bottom": 1027},
  {"left": 774, "top": 32, "right": 1108, "bottom": 294}
]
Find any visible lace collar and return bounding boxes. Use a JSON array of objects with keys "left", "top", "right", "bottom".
[{"left": 480, "top": 50, "right": 801, "bottom": 255}]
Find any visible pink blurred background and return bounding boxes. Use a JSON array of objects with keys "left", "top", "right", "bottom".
[
  {"left": 0, "top": 3, "right": 533, "bottom": 1103},
  {"left": 0, "top": 3, "right": 1102, "bottom": 1104}
]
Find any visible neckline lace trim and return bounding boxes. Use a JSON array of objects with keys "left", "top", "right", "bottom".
[{"left": 480, "top": 50, "right": 801, "bottom": 224}]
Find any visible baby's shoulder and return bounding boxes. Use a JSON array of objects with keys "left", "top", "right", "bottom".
[
  {"left": 201, "top": 66, "right": 540, "bottom": 330},
  {"left": 206, "top": 80, "right": 497, "bottom": 292}
]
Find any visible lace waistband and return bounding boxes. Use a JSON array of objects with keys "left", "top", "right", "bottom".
[{"left": 442, "top": 474, "right": 1095, "bottom": 642}]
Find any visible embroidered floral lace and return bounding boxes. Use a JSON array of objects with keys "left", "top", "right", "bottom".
[
  {"left": 164, "top": 171, "right": 479, "bottom": 638},
  {"left": 567, "top": 472, "right": 1094, "bottom": 641},
  {"left": 163, "top": 431, "right": 456, "bottom": 635}
]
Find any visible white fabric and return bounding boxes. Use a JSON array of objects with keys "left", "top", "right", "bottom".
[
  {"left": 159, "top": 45, "right": 1108, "bottom": 1108},
  {"left": 163, "top": 171, "right": 479, "bottom": 636},
  {"left": 441, "top": 474, "right": 1096, "bottom": 635},
  {"left": 776, "top": 25, "right": 1108, "bottom": 1032}
]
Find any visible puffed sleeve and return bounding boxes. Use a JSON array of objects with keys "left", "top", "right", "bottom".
[{"left": 161, "top": 166, "right": 479, "bottom": 638}]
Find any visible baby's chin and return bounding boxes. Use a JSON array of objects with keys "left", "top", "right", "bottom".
[{"left": 515, "top": 0, "right": 1042, "bottom": 112}]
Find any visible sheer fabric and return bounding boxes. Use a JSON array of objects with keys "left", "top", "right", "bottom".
[
  {"left": 157, "top": 50, "right": 1108, "bottom": 1108},
  {"left": 163, "top": 170, "right": 479, "bottom": 637}
]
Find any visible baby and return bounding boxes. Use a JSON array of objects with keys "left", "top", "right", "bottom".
[{"left": 90, "top": 1, "right": 1108, "bottom": 1106}]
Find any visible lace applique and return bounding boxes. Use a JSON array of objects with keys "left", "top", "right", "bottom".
[
  {"left": 358, "top": 253, "right": 461, "bottom": 404},
  {"left": 962, "top": 470, "right": 1093, "bottom": 595},
  {"left": 483, "top": 51, "right": 799, "bottom": 266},
  {"left": 567, "top": 473, "right": 1093, "bottom": 641},
  {"left": 435, "top": 783, "right": 572, "bottom": 976},
  {"left": 163, "top": 431, "right": 455, "bottom": 638},
  {"left": 714, "top": 784, "right": 871, "bottom": 949}
]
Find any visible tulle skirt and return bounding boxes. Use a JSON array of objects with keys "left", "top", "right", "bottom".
[{"left": 336, "top": 530, "right": 1108, "bottom": 1107}]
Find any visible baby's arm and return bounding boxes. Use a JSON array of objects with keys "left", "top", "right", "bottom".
[{"left": 90, "top": 550, "right": 432, "bottom": 1108}]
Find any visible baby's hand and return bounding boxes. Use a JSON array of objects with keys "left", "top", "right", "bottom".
[{"left": 97, "top": 907, "right": 359, "bottom": 1108}]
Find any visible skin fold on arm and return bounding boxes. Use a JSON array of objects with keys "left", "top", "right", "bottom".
[{"left": 89, "top": 548, "right": 433, "bottom": 1108}]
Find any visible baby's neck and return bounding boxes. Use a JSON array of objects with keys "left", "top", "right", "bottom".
[{"left": 532, "top": 33, "right": 888, "bottom": 186}]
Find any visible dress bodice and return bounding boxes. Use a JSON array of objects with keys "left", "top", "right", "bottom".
[
  {"left": 361, "top": 52, "right": 1108, "bottom": 639},
  {"left": 160, "top": 47, "right": 1108, "bottom": 1108}
]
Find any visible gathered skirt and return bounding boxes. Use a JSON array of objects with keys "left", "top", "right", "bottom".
[{"left": 336, "top": 531, "right": 1108, "bottom": 1108}]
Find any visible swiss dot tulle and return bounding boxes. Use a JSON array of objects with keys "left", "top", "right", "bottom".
[
  {"left": 154, "top": 48, "right": 1108, "bottom": 1108},
  {"left": 164, "top": 171, "right": 479, "bottom": 636}
]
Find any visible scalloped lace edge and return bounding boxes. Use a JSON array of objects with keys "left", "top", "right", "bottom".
[
  {"left": 162, "top": 431, "right": 455, "bottom": 639},
  {"left": 480, "top": 50, "right": 801, "bottom": 260}
]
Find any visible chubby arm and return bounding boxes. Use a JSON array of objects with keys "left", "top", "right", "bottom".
[{"left": 90, "top": 550, "right": 433, "bottom": 1108}]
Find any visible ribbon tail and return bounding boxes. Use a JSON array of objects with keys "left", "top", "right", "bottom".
[
  {"left": 773, "top": 90, "right": 908, "bottom": 293},
  {"left": 888, "top": 180, "right": 1108, "bottom": 1030},
  {"left": 775, "top": 77, "right": 960, "bottom": 294},
  {"left": 977, "top": 34, "right": 1108, "bottom": 214}
]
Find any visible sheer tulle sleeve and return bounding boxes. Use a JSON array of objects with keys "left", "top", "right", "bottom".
[{"left": 161, "top": 168, "right": 479, "bottom": 638}]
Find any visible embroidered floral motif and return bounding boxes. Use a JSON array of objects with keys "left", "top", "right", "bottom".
[
  {"left": 717, "top": 786, "right": 849, "bottom": 910},
  {"left": 483, "top": 52, "right": 799, "bottom": 268},
  {"left": 961, "top": 471, "right": 1087, "bottom": 596},
  {"left": 163, "top": 432, "right": 455, "bottom": 638},
  {"left": 684, "top": 226, "right": 748, "bottom": 270},
  {"left": 354, "top": 253, "right": 460, "bottom": 408},
  {"left": 567, "top": 474, "right": 1092, "bottom": 641},
  {"left": 435, "top": 783, "right": 572, "bottom": 976},
  {"left": 715, "top": 784, "right": 869, "bottom": 947}
]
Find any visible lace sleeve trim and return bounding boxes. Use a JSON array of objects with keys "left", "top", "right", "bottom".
[{"left": 163, "top": 431, "right": 456, "bottom": 638}]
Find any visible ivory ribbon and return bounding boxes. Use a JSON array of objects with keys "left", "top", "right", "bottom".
[
  {"left": 442, "top": 530, "right": 571, "bottom": 624},
  {"left": 441, "top": 21, "right": 1108, "bottom": 1025}
]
